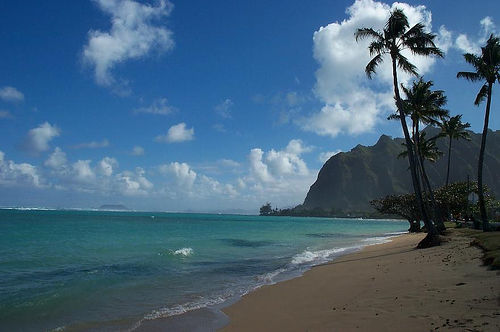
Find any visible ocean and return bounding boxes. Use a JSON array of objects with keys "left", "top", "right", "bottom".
[{"left": 0, "top": 209, "right": 407, "bottom": 331}]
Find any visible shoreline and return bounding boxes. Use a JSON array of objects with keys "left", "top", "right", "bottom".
[
  {"left": 219, "top": 231, "right": 499, "bottom": 331},
  {"left": 133, "top": 233, "right": 405, "bottom": 332}
]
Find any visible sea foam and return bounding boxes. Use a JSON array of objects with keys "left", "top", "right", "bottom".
[
  {"left": 291, "top": 246, "right": 354, "bottom": 265},
  {"left": 172, "top": 247, "right": 194, "bottom": 256}
]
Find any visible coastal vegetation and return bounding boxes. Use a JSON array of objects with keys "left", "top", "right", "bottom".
[
  {"left": 457, "top": 34, "right": 500, "bottom": 231},
  {"left": 355, "top": 8, "right": 444, "bottom": 247},
  {"left": 261, "top": 8, "right": 500, "bottom": 249}
]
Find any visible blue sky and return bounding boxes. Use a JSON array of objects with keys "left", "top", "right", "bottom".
[{"left": 0, "top": 0, "right": 498, "bottom": 212}]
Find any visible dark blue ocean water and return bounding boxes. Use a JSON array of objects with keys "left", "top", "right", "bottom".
[{"left": 0, "top": 209, "right": 407, "bottom": 331}]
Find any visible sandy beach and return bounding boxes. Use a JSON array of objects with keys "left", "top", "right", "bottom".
[{"left": 221, "top": 231, "right": 499, "bottom": 332}]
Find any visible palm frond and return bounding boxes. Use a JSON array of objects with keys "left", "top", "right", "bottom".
[
  {"left": 368, "top": 40, "right": 386, "bottom": 56},
  {"left": 387, "top": 113, "right": 400, "bottom": 121},
  {"left": 386, "top": 9, "right": 409, "bottom": 39},
  {"left": 456, "top": 71, "right": 482, "bottom": 81},
  {"left": 463, "top": 53, "right": 482, "bottom": 70},
  {"left": 355, "top": 28, "right": 383, "bottom": 42},
  {"left": 365, "top": 53, "right": 384, "bottom": 79},
  {"left": 474, "top": 84, "right": 488, "bottom": 105},
  {"left": 396, "top": 53, "right": 418, "bottom": 76}
]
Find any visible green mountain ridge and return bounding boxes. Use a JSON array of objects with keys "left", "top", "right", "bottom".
[{"left": 301, "top": 128, "right": 500, "bottom": 213}]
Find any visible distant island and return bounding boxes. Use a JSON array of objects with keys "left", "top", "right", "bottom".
[{"left": 98, "top": 204, "right": 129, "bottom": 211}]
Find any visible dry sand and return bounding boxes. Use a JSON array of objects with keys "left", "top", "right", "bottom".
[{"left": 221, "top": 231, "right": 499, "bottom": 332}]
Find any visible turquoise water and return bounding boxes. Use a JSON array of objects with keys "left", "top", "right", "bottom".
[{"left": 0, "top": 209, "right": 407, "bottom": 331}]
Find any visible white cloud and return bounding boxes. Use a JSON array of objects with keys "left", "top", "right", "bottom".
[
  {"left": 97, "top": 157, "right": 118, "bottom": 176},
  {"left": 159, "top": 162, "right": 197, "bottom": 189},
  {"left": 73, "top": 139, "right": 109, "bottom": 149},
  {"left": 23, "top": 122, "right": 60, "bottom": 154},
  {"left": 455, "top": 16, "right": 496, "bottom": 55},
  {"left": 243, "top": 140, "right": 317, "bottom": 208},
  {"left": 131, "top": 145, "right": 144, "bottom": 156},
  {"left": 215, "top": 98, "right": 234, "bottom": 118},
  {"left": 249, "top": 140, "right": 311, "bottom": 180},
  {"left": 116, "top": 167, "right": 153, "bottom": 196},
  {"left": 0, "top": 151, "right": 43, "bottom": 187},
  {"left": 436, "top": 25, "right": 453, "bottom": 53},
  {"left": 285, "top": 139, "right": 313, "bottom": 155},
  {"left": 155, "top": 123, "right": 194, "bottom": 143},
  {"left": 83, "top": 0, "right": 174, "bottom": 87},
  {"left": 302, "top": 0, "right": 441, "bottom": 138},
  {"left": 249, "top": 148, "right": 273, "bottom": 183},
  {"left": 456, "top": 34, "right": 479, "bottom": 54},
  {"left": 72, "top": 160, "right": 96, "bottom": 183},
  {"left": 134, "top": 98, "right": 176, "bottom": 115},
  {"left": 0, "top": 86, "right": 24, "bottom": 102},
  {"left": 45, "top": 147, "right": 68, "bottom": 169},
  {"left": 318, "top": 150, "right": 342, "bottom": 163}
]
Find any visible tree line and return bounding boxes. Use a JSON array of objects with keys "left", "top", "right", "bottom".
[
  {"left": 354, "top": 8, "right": 499, "bottom": 247},
  {"left": 261, "top": 8, "right": 499, "bottom": 249}
]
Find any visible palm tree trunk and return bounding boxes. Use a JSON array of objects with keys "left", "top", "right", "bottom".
[
  {"left": 478, "top": 83, "right": 492, "bottom": 231},
  {"left": 391, "top": 57, "right": 439, "bottom": 247},
  {"left": 414, "top": 122, "right": 444, "bottom": 233},
  {"left": 419, "top": 154, "right": 446, "bottom": 232},
  {"left": 446, "top": 136, "right": 452, "bottom": 186}
]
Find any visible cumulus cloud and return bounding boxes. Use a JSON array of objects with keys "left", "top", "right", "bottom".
[
  {"left": 116, "top": 167, "right": 153, "bottom": 196},
  {"left": 0, "top": 86, "right": 24, "bottom": 102},
  {"left": 42, "top": 148, "right": 153, "bottom": 196},
  {"left": 23, "top": 122, "right": 60, "bottom": 154},
  {"left": 155, "top": 123, "right": 194, "bottom": 143},
  {"left": 97, "top": 157, "right": 118, "bottom": 176},
  {"left": 82, "top": 0, "right": 174, "bottom": 87},
  {"left": 318, "top": 150, "right": 342, "bottom": 163},
  {"left": 301, "top": 0, "right": 442, "bottom": 138},
  {"left": 455, "top": 16, "right": 496, "bottom": 55},
  {"left": 131, "top": 145, "right": 145, "bottom": 156},
  {"left": 73, "top": 139, "right": 109, "bottom": 149},
  {"left": 45, "top": 147, "right": 68, "bottom": 170},
  {"left": 249, "top": 148, "right": 273, "bottom": 183},
  {"left": 134, "top": 98, "right": 176, "bottom": 115},
  {"left": 159, "top": 161, "right": 197, "bottom": 189},
  {"left": 0, "top": 151, "right": 43, "bottom": 187},
  {"left": 72, "top": 160, "right": 96, "bottom": 183},
  {"left": 249, "top": 140, "right": 312, "bottom": 181},
  {"left": 242, "top": 139, "right": 318, "bottom": 207},
  {"left": 215, "top": 99, "right": 234, "bottom": 118}
]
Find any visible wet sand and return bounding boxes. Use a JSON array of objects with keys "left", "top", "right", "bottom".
[{"left": 221, "top": 231, "right": 500, "bottom": 331}]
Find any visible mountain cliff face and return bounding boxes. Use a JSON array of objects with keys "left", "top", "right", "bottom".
[{"left": 302, "top": 129, "right": 500, "bottom": 212}]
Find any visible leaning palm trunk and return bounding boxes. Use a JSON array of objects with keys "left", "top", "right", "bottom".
[
  {"left": 418, "top": 153, "right": 446, "bottom": 232},
  {"left": 478, "top": 83, "right": 492, "bottom": 231},
  {"left": 391, "top": 59, "right": 439, "bottom": 247},
  {"left": 413, "top": 123, "right": 445, "bottom": 233},
  {"left": 445, "top": 136, "right": 452, "bottom": 186}
]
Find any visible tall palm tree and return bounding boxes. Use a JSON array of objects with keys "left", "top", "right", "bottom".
[
  {"left": 399, "top": 131, "right": 445, "bottom": 231},
  {"left": 457, "top": 34, "right": 500, "bottom": 231},
  {"left": 440, "top": 115, "right": 471, "bottom": 186},
  {"left": 355, "top": 9, "right": 444, "bottom": 247},
  {"left": 399, "top": 79, "right": 448, "bottom": 231}
]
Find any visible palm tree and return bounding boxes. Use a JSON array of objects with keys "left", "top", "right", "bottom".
[
  {"left": 440, "top": 115, "right": 471, "bottom": 186},
  {"left": 398, "top": 79, "right": 448, "bottom": 231},
  {"left": 399, "top": 131, "right": 445, "bottom": 231},
  {"left": 457, "top": 34, "right": 500, "bottom": 231},
  {"left": 355, "top": 9, "right": 444, "bottom": 247},
  {"left": 399, "top": 78, "right": 448, "bottom": 140}
]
